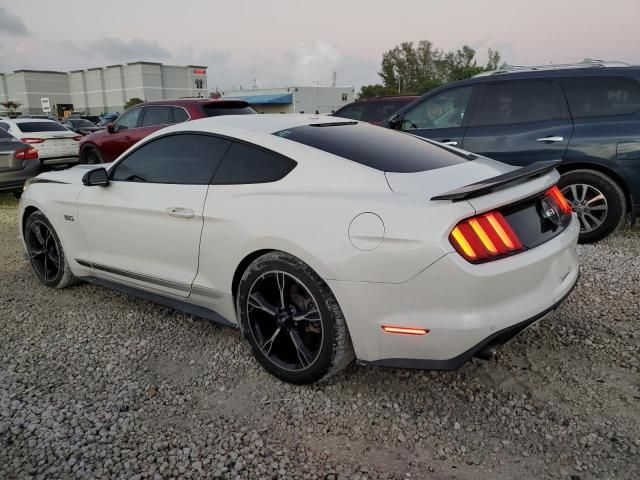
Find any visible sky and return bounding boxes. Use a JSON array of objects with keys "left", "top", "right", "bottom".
[{"left": 1, "top": 0, "right": 639, "bottom": 92}]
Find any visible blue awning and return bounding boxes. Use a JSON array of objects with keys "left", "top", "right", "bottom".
[{"left": 229, "top": 93, "right": 293, "bottom": 105}]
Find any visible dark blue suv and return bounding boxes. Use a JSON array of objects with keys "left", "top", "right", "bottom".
[{"left": 385, "top": 64, "right": 640, "bottom": 242}]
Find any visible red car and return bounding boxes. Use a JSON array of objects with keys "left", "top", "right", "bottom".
[
  {"left": 332, "top": 95, "right": 418, "bottom": 125},
  {"left": 79, "top": 99, "right": 256, "bottom": 164}
]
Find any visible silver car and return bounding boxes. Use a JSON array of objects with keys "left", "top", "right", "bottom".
[{"left": 0, "top": 126, "right": 40, "bottom": 197}]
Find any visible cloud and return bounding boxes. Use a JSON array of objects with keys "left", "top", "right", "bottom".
[
  {"left": 66, "top": 37, "right": 171, "bottom": 62},
  {"left": 288, "top": 39, "right": 343, "bottom": 85},
  {"left": 0, "top": 7, "right": 29, "bottom": 36}
]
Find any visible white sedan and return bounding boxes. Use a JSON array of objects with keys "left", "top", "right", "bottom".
[
  {"left": 18, "top": 114, "right": 579, "bottom": 384},
  {"left": 0, "top": 118, "right": 81, "bottom": 165}
]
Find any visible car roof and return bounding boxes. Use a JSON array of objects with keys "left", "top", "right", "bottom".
[
  {"left": 170, "top": 113, "right": 353, "bottom": 135},
  {"left": 143, "top": 98, "right": 250, "bottom": 107}
]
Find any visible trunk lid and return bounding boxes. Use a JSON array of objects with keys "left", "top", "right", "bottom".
[
  {"left": 386, "top": 157, "right": 570, "bottom": 253},
  {"left": 385, "top": 157, "right": 559, "bottom": 214}
]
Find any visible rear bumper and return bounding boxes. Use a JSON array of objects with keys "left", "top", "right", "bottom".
[
  {"left": 41, "top": 156, "right": 79, "bottom": 165},
  {"left": 329, "top": 216, "right": 580, "bottom": 365},
  {"left": 358, "top": 275, "right": 578, "bottom": 370},
  {"left": 0, "top": 161, "right": 41, "bottom": 193}
]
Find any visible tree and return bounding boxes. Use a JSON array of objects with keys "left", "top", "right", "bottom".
[
  {"left": 1, "top": 100, "right": 22, "bottom": 115},
  {"left": 123, "top": 97, "right": 144, "bottom": 110},
  {"left": 358, "top": 41, "right": 501, "bottom": 99}
]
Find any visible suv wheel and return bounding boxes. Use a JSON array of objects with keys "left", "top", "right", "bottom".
[
  {"left": 558, "top": 169, "right": 626, "bottom": 243},
  {"left": 236, "top": 251, "right": 354, "bottom": 384},
  {"left": 82, "top": 146, "right": 103, "bottom": 164}
]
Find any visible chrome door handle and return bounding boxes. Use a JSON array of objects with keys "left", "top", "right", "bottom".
[
  {"left": 440, "top": 140, "right": 458, "bottom": 146},
  {"left": 536, "top": 136, "right": 564, "bottom": 143},
  {"left": 165, "top": 207, "right": 194, "bottom": 218}
]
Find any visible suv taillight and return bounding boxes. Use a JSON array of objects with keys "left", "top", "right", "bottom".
[
  {"left": 16, "top": 147, "right": 39, "bottom": 160},
  {"left": 450, "top": 211, "right": 523, "bottom": 263}
]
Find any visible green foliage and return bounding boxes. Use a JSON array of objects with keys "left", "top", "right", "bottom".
[
  {"left": 1, "top": 100, "right": 22, "bottom": 115},
  {"left": 358, "top": 41, "right": 501, "bottom": 100},
  {"left": 123, "top": 97, "right": 144, "bottom": 110}
]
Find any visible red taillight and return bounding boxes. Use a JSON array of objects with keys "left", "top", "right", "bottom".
[
  {"left": 450, "top": 211, "right": 523, "bottom": 263},
  {"left": 15, "top": 147, "right": 39, "bottom": 160},
  {"left": 72, "top": 135, "right": 82, "bottom": 141},
  {"left": 21, "top": 137, "right": 45, "bottom": 144},
  {"left": 545, "top": 186, "right": 572, "bottom": 215}
]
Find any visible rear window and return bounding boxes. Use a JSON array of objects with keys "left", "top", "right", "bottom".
[
  {"left": 563, "top": 76, "right": 640, "bottom": 118},
  {"left": 17, "top": 121, "right": 69, "bottom": 133},
  {"left": 273, "top": 123, "right": 469, "bottom": 173},
  {"left": 201, "top": 103, "right": 257, "bottom": 117}
]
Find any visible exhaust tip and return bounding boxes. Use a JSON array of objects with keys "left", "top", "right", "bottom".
[{"left": 475, "top": 344, "right": 498, "bottom": 361}]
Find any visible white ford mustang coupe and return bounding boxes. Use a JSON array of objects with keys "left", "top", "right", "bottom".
[{"left": 18, "top": 114, "right": 579, "bottom": 383}]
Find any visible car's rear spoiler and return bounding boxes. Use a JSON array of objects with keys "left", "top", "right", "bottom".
[{"left": 431, "top": 160, "right": 561, "bottom": 202}]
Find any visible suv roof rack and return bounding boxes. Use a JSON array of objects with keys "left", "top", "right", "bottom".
[{"left": 474, "top": 59, "right": 632, "bottom": 77}]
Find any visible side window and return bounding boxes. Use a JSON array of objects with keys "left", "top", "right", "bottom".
[
  {"left": 563, "top": 76, "right": 640, "bottom": 118},
  {"left": 213, "top": 142, "right": 296, "bottom": 185},
  {"left": 0, "top": 122, "right": 11, "bottom": 131},
  {"left": 114, "top": 107, "right": 142, "bottom": 131},
  {"left": 402, "top": 87, "right": 472, "bottom": 130},
  {"left": 334, "top": 103, "right": 366, "bottom": 121},
  {"left": 140, "top": 106, "right": 172, "bottom": 127},
  {"left": 172, "top": 107, "right": 189, "bottom": 123},
  {"left": 473, "top": 80, "right": 562, "bottom": 126},
  {"left": 111, "top": 134, "right": 231, "bottom": 184}
]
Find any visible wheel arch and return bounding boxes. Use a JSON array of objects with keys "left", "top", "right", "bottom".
[
  {"left": 231, "top": 249, "right": 275, "bottom": 304},
  {"left": 21, "top": 205, "right": 40, "bottom": 238},
  {"left": 557, "top": 161, "right": 633, "bottom": 214}
]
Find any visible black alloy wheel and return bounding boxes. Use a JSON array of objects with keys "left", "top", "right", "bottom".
[
  {"left": 237, "top": 252, "right": 354, "bottom": 384},
  {"left": 24, "top": 211, "right": 77, "bottom": 289},
  {"left": 27, "top": 219, "right": 62, "bottom": 284},
  {"left": 247, "top": 270, "right": 323, "bottom": 371}
]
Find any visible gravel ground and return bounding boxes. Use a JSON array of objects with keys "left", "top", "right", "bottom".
[{"left": 0, "top": 193, "right": 638, "bottom": 480}]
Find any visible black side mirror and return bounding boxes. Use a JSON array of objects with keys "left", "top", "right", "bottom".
[
  {"left": 106, "top": 123, "right": 115, "bottom": 133},
  {"left": 82, "top": 167, "right": 109, "bottom": 187},
  {"left": 388, "top": 114, "right": 402, "bottom": 130}
]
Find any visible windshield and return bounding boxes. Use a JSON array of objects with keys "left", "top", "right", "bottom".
[
  {"left": 273, "top": 122, "right": 469, "bottom": 173},
  {"left": 70, "top": 119, "right": 96, "bottom": 128}
]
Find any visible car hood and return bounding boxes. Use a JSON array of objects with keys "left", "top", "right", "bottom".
[{"left": 36, "top": 163, "right": 113, "bottom": 185}]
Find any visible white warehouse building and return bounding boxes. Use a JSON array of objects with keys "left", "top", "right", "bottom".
[
  {"left": 0, "top": 62, "right": 208, "bottom": 116},
  {"left": 221, "top": 86, "right": 355, "bottom": 114}
]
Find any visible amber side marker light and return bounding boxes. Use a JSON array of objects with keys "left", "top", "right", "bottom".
[{"left": 382, "top": 325, "right": 429, "bottom": 335}]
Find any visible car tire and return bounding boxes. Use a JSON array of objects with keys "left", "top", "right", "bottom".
[
  {"left": 24, "top": 211, "right": 78, "bottom": 289},
  {"left": 236, "top": 251, "right": 354, "bottom": 384},
  {"left": 558, "top": 169, "right": 626, "bottom": 243},
  {"left": 81, "top": 145, "right": 103, "bottom": 164}
]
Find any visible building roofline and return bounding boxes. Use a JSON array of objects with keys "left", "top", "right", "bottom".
[
  {"left": 12, "top": 69, "right": 67, "bottom": 75},
  {"left": 127, "top": 61, "right": 163, "bottom": 66}
]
